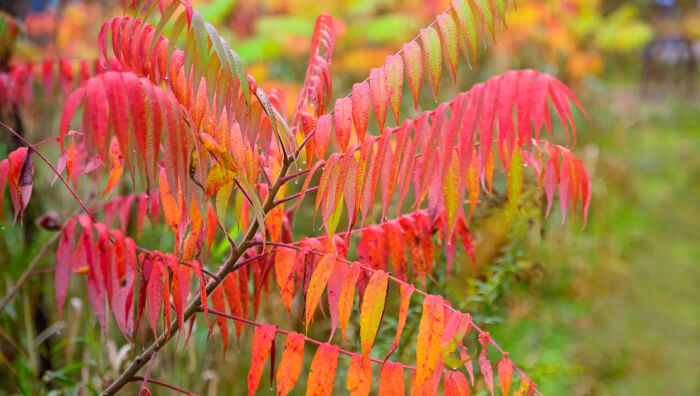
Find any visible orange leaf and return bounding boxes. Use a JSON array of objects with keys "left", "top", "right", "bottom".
[
  {"left": 274, "top": 247, "right": 297, "bottom": 312},
  {"left": 305, "top": 253, "right": 336, "bottom": 332},
  {"left": 306, "top": 343, "right": 339, "bottom": 396},
  {"left": 102, "top": 137, "right": 124, "bottom": 197},
  {"left": 498, "top": 356, "right": 513, "bottom": 396},
  {"left": 211, "top": 285, "right": 229, "bottom": 354},
  {"left": 339, "top": 262, "right": 361, "bottom": 346},
  {"left": 276, "top": 332, "right": 305, "bottom": 396},
  {"left": 415, "top": 294, "right": 445, "bottom": 387},
  {"left": 347, "top": 354, "right": 372, "bottom": 396},
  {"left": 360, "top": 270, "right": 388, "bottom": 357},
  {"left": 387, "top": 283, "right": 414, "bottom": 360},
  {"left": 378, "top": 361, "right": 405, "bottom": 396},
  {"left": 248, "top": 324, "right": 277, "bottom": 396},
  {"left": 444, "top": 371, "right": 470, "bottom": 396}
]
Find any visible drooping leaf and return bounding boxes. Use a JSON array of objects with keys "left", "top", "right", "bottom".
[
  {"left": 378, "top": 361, "right": 405, "bottom": 396},
  {"left": 306, "top": 343, "right": 339, "bottom": 396},
  {"left": 415, "top": 294, "right": 445, "bottom": 387},
  {"left": 305, "top": 253, "right": 336, "bottom": 332},
  {"left": 369, "top": 67, "right": 388, "bottom": 131},
  {"left": 384, "top": 54, "right": 404, "bottom": 124},
  {"left": 402, "top": 41, "right": 423, "bottom": 109},
  {"left": 498, "top": 356, "right": 513, "bottom": 396},
  {"left": 360, "top": 270, "right": 388, "bottom": 357},
  {"left": 248, "top": 324, "right": 277, "bottom": 396},
  {"left": 444, "top": 371, "right": 470, "bottom": 396},
  {"left": 338, "top": 262, "right": 361, "bottom": 346},
  {"left": 436, "top": 13, "right": 459, "bottom": 83},
  {"left": 276, "top": 332, "right": 305, "bottom": 396},
  {"left": 347, "top": 353, "right": 372, "bottom": 396},
  {"left": 420, "top": 27, "right": 442, "bottom": 100},
  {"left": 327, "top": 259, "right": 348, "bottom": 340},
  {"left": 274, "top": 247, "right": 297, "bottom": 312},
  {"left": 351, "top": 82, "right": 370, "bottom": 143},
  {"left": 211, "top": 285, "right": 229, "bottom": 354}
]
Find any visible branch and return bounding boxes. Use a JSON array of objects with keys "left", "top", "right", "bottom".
[
  {"left": 204, "top": 308, "right": 417, "bottom": 371},
  {"left": 100, "top": 156, "right": 295, "bottom": 395}
]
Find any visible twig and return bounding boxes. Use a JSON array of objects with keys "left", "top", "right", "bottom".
[
  {"left": 272, "top": 186, "right": 318, "bottom": 207},
  {"left": 0, "top": 121, "right": 96, "bottom": 222},
  {"left": 100, "top": 155, "right": 295, "bottom": 395},
  {"left": 130, "top": 376, "right": 198, "bottom": 396},
  {"left": 204, "top": 308, "right": 417, "bottom": 371}
]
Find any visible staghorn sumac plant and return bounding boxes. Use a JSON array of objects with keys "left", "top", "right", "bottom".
[{"left": 0, "top": 0, "right": 593, "bottom": 394}]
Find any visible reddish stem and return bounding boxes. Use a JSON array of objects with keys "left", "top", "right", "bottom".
[{"left": 0, "top": 121, "right": 96, "bottom": 222}]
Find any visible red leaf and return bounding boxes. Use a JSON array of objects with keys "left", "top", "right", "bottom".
[
  {"left": 55, "top": 219, "right": 76, "bottom": 320},
  {"left": 478, "top": 339, "right": 495, "bottom": 396},
  {"left": 306, "top": 343, "right": 339, "bottom": 396},
  {"left": 351, "top": 81, "right": 370, "bottom": 143},
  {"left": 191, "top": 260, "right": 211, "bottom": 333},
  {"left": 223, "top": 273, "right": 244, "bottom": 339},
  {"left": 314, "top": 114, "right": 332, "bottom": 160},
  {"left": 378, "top": 361, "right": 405, "bottom": 396},
  {"left": 211, "top": 285, "right": 229, "bottom": 354},
  {"left": 327, "top": 258, "right": 348, "bottom": 340},
  {"left": 248, "top": 324, "right": 277, "bottom": 395},
  {"left": 334, "top": 97, "right": 352, "bottom": 151},
  {"left": 383, "top": 220, "right": 408, "bottom": 281},
  {"left": 498, "top": 356, "right": 513, "bottom": 396},
  {"left": 444, "top": 371, "right": 470, "bottom": 396},
  {"left": 384, "top": 54, "right": 404, "bottom": 124},
  {"left": 369, "top": 67, "right": 388, "bottom": 131},
  {"left": 147, "top": 257, "right": 164, "bottom": 338},
  {"left": 402, "top": 40, "right": 423, "bottom": 109},
  {"left": 389, "top": 283, "right": 414, "bottom": 358},
  {"left": 276, "top": 332, "right": 305, "bottom": 396}
]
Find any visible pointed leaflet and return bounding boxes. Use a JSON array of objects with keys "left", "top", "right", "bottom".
[
  {"left": 327, "top": 259, "right": 348, "bottom": 340},
  {"left": 384, "top": 54, "right": 404, "bottom": 124},
  {"left": 248, "top": 324, "right": 277, "bottom": 396},
  {"left": 147, "top": 257, "right": 165, "bottom": 338},
  {"left": 415, "top": 294, "right": 445, "bottom": 387},
  {"left": 478, "top": 340, "right": 495, "bottom": 396},
  {"left": 420, "top": 27, "right": 442, "bottom": 100},
  {"left": 387, "top": 283, "right": 414, "bottom": 360},
  {"left": 276, "top": 332, "right": 305, "bottom": 396},
  {"left": 402, "top": 41, "right": 423, "bottom": 109},
  {"left": 223, "top": 273, "right": 244, "bottom": 339},
  {"left": 444, "top": 371, "right": 470, "bottom": 396},
  {"left": 351, "top": 81, "right": 370, "bottom": 143},
  {"left": 436, "top": 13, "right": 459, "bottom": 83},
  {"left": 274, "top": 247, "right": 297, "bottom": 312},
  {"left": 498, "top": 356, "right": 513, "bottom": 396},
  {"left": 306, "top": 343, "right": 339, "bottom": 396},
  {"left": 314, "top": 114, "right": 332, "bottom": 160},
  {"left": 383, "top": 221, "right": 408, "bottom": 281},
  {"left": 334, "top": 97, "right": 352, "bottom": 151},
  {"left": 369, "top": 67, "right": 388, "bottom": 131},
  {"left": 211, "top": 285, "right": 229, "bottom": 354},
  {"left": 305, "top": 253, "right": 336, "bottom": 332},
  {"left": 191, "top": 260, "right": 211, "bottom": 333},
  {"left": 360, "top": 270, "right": 388, "bottom": 357},
  {"left": 338, "top": 262, "right": 361, "bottom": 346},
  {"left": 102, "top": 137, "right": 124, "bottom": 197},
  {"left": 55, "top": 219, "right": 76, "bottom": 320},
  {"left": 378, "top": 361, "right": 405, "bottom": 396},
  {"left": 347, "top": 354, "right": 372, "bottom": 396}
]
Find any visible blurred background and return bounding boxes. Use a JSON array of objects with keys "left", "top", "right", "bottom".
[{"left": 0, "top": 0, "right": 698, "bottom": 395}]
